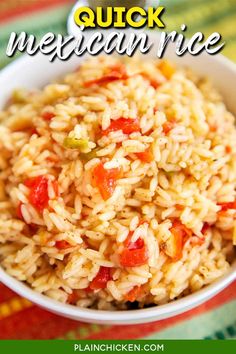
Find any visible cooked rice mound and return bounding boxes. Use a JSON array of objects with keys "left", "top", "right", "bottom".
[{"left": 0, "top": 56, "right": 235, "bottom": 310}]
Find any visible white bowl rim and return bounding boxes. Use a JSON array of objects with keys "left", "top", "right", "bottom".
[
  {"left": 0, "top": 47, "right": 236, "bottom": 324},
  {"left": 0, "top": 265, "right": 236, "bottom": 323}
]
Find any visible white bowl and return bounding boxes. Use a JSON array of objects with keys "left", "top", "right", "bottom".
[{"left": 0, "top": 31, "right": 236, "bottom": 324}]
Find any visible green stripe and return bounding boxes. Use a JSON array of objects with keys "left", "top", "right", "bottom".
[
  {"left": 165, "top": 0, "right": 236, "bottom": 31},
  {"left": 215, "top": 331, "right": 226, "bottom": 340},
  {"left": 204, "top": 322, "right": 236, "bottom": 339},
  {"left": 226, "top": 324, "right": 236, "bottom": 337},
  {"left": 0, "top": 4, "right": 72, "bottom": 68},
  {"left": 56, "top": 324, "right": 111, "bottom": 340},
  {"left": 181, "top": 7, "right": 236, "bottom": 34},
  {"left": 145, "top": 300, "right": 236, "bottom": 339},
  {"left": 164, "top": 0, "right": 220, "bottom": 12}
]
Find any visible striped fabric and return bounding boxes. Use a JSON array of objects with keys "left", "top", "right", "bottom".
[
  {"left": 0, "top": 282, "right": 235, "bottom": 339},
  {"left": 0, "top": 0, "right": 236, "bottom": 340}
]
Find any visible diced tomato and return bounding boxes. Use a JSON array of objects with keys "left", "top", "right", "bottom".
[
  {"left": 166, "top": 227, "right": 184, "bottom": 261},
  {"left": 16, "top": 202, "right": 23, "bottom": 220},
  {"left": 165, "top": 220, "right": 206, "bottom": 260},
  {"left": 225, "top": 145, "right": 232, "bottom": 154},
  {"left": 84, "top": 64, "right": 128, "bottom": 87},
  {"left": 124, "top": 232, "right": 144, "bottom": 250},
  {"left": 102, "top": 117, "right": 140, "bottom": 136},
  {"left": 125, "top": 286, "right": 142, "bottom": 302},
  {"left": 24, "top": 176, "right": 49, "bottom": 212},
  {"left": 135, "top": 149, "right": 153, "bottom": 163},
  {"left": 24, "top": 176, "right": 58, "bottom": 212},
  {"left": 24, "top": 176, "right": 40, "bottom": 188},
  {"left": 41, "top": 111, "right": 55, "bottom": 121},
  {"left": 29, "top": 128, "right": 38, "bottom": 135},
  {"left": 55, "top": 240, "right": 72, "bottom": 249},
  {"left": 120, "top": 222, "right": 149, "bottom": 267},
  {"left": 172, "top": 220, "right": 192, "bottom": 239},
  {"left": 92, "top": 162, "right": 122, "bottom": 200},
  {"left": 89, "top": 267, "right": 112, "bottom": 290},
  {"left": 120, "top": 246, "right": 148, "bottom": 267},
  {"left": 201, "top": 223, "right": 210, "bottom": 234},
  {"left": 46, "top": 155, "right": 59, "bottom": 163},
  {"left": 190, "top": 236, "right": 204, "bottom": 246},
  {"left": 218, "top": 201, "right": 236, "bottom": 211},
  {"left": 67, "top": 290, "right": 79, "bottom": 304},
  {"left": 84, "top": 286, "right": 93, "bottom": 293},
  {"left": 52, "top": 180, "right": 59, "bottom": 197},
  {"left": 23, "top": 223, "right": 38, "bottom": 237},
  {"left": 28, "top": 223, "right": 38, "bottom": 233},
  {"left": 209, "top": 124, "right": 217, "bottom": 132},
  {"left": 175, "top": 204, "right": 184, "bottom": 210},
  {"left": 124, "top": 219, "right": 149, "bottom": 249},
  {"left": 163, "top": 120, "right": 176, "bottom": 135},
  {"left": 159, "top": 60, "right": 175, "bottom": 80},
  {"left": 217, "top": 210, "right": 229, "bottom": 217},
  {"left": 139, "top": 219, "right": 149, "bottom": 226},
  {"left": 141, "top": 73, "right": 160, "bottom": 89},
  {"left": 165, "top": 220, "right": 192, "bottom": 261},
  {"left": 148, "top": 79, "right": 159, "bottom": 89}
]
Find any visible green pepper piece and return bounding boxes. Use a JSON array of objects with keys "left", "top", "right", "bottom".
[
  {"left": 80, "top": 147, "right": 100, "bottom": 162},
  {"left": 12, "top": 89, "right": 28, "bottom": 103},
  {"left": 63, "top": 137, "right": 89, "bottom": 150}
]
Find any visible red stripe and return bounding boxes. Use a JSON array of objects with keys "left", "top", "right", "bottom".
[
  {"left": 0, "top": 281, "right": 235, "bottom": 339},
  {"left": 88, "top": 281, "right": 236, "bottom": 339},
  {"left": 0, "top": 283, "right": 16, "bottom": 303},
  {"left": 0, "top": 305, "right": 82, "bottom": 339},
  {"left": 0, "top": 0, "right": 74, "bottom": 23}
]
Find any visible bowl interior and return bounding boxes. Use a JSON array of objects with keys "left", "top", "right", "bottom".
[{"left": 0, "top": 31, "right": 236, "bottom": 324}]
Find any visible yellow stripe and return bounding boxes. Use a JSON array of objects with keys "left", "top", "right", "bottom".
[
  {"left": 0, "top": 297, "right": 33, "bottom": 320},
  {"left": 59, "top": 323, "right": 110, "bottom": 340},
  {"left": 198, "top": 12, "right": 236, "bottom": 38},
  {"left": 223, "top": 41, "right": 236, "bottom": 62},
  {"left": 166, "top": 0, "right": 233, "bottom": 29},
  {"left": 167, "top": 1, "right": 236, "bottom": 61}
]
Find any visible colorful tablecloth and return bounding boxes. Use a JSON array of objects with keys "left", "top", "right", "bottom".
[{"left": 0, "top": 0, "right": 236, "bottom": 340}]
